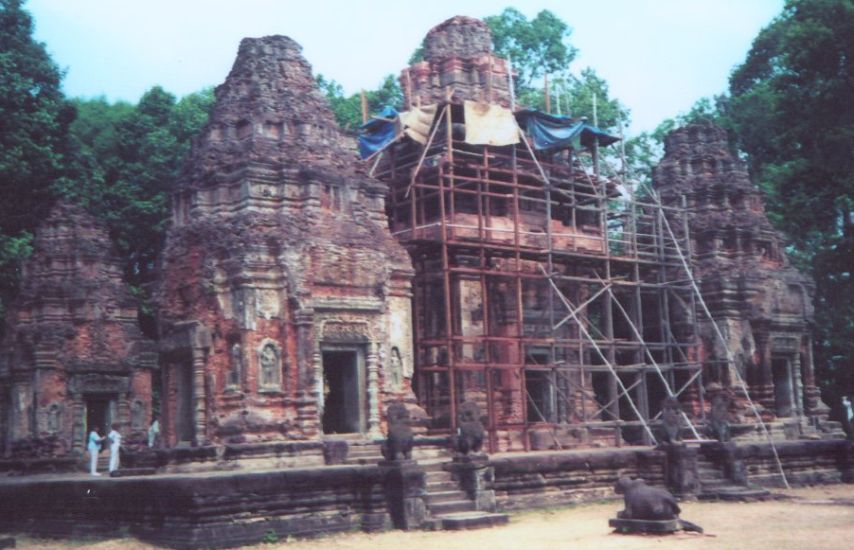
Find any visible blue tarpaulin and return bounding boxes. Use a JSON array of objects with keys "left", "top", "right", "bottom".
[
  {"left": 515, "top": 109, "right": 620, "bottom": 151},
  {"left": 358, "top": 106, "right": 398, "bottom": 159}
]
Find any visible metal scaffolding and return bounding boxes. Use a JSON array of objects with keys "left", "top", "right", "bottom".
[{"left": 374, "top": 102, "right": 704, "bottom": 452}]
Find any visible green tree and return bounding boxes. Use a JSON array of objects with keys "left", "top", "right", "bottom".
[
  {"left": 485, "top": 8, "right": 577, "bottom": 90},
  {"left": 317, "top": 74, "right": 402, "bottom": 131},
  {"left": 69, "top": 87, "right": 214, "bottom": 289},
  {"left": 0, "top": 0, "right": 76, "bottom": 317},
  {"left": 725, "top": 0, "right": 854, "bottom": 406}
]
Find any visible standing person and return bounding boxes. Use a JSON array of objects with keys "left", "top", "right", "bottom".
[
  {"left": 88, "top": 426, "right": 103, "bottom": 476},
  {"left": 148, "top": 415, "right": 160, "bottom": 448},
  {"left": 843, "top": 396, "right": 854, "bottom": 436},
  {"left": 107, "top": 423, "right": 122, "bottom": 474}
]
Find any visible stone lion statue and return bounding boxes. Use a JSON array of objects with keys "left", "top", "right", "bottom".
[
  {"left": 707, "top": 393, "right": 731, "bottom": 443},
  {"left": 381, "top": 402, "right": 413, "bottom": 461},
  {"left": 453, "top": 401, "right": 485, "bottom": 455},
  {"left": 659, "top": 396, "right": 683, "bottom": 445}
]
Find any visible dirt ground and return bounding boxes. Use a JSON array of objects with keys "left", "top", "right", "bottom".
[{"left": 16, "top": 485, "right": 854, "bottom": 550}]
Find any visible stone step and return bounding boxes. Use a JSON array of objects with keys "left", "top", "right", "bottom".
[
  {"left": 699, "top": 480, "right": 729, "bottom": 490},
  {"left": 699, "top": 485, "right": 771, "bottom": 502},
  {"left": 421, "top": 459, "right": 449, "bottom": 472},
  {"left": 110, "top": 467, "right": 156, "bottom": 478},
  {"left": 347, "top": 447, "right": 382, "bottom": 457},
  {"left": 412, "top": 447, "right": 452, "bottom": 460},
  {"left": 432, "top": 512, "right": 509, "bottom": 531},
  {"left": 427, "top": 480, "right": 459, "bottom": 492},
  {"left": 428, "top": 500, "right": 477, "bottom": 515},
  {"left": 426, "top": 490, "right": 469, "bottom": 504}
]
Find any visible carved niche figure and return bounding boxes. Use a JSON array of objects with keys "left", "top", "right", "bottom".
[
  {"left": 381, "top": 402, "right": 414, "bottom": 461},
  {"left": 614, "top": 477, "right": 703, "bottom": 533},
  {"left": 659, "top": 396, "right": 682, "bottom": 445},
  {"left": 258, "top": 343, "right": 281, "bottom": 389},
  {"left": 131, "top": 400, "right": 145, "bottom": 430},
  {"left": 46, "top": 403, "right": 61, "bottom": 434},
  {"left": 388, "top": 347, "right": 403, "bottom": 390},
  {"left": 453, "top": 400, "right": 485, "bottom": 455},
  {"left": 228, "top": 343, "right": 242, "bottom": 388},
  {"left": 707, "top": 393, "right": 731, "bottom": 443}
]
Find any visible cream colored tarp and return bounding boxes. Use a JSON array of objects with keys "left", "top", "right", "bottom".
[
  {"left": 396, "top": 104, "right": 438, "bottom": 144},
  {"left": 463, "top": 100, "right": 520, "bottom": 146}
]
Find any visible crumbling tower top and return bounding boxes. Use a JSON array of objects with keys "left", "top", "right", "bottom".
[
  {"left": 403, "top": 15, "right": 513, "bottom": 107},
  {"left": 422, "top": 16, "right": 493, "bottom": 60},
  {"left": 181, "top": 35, "right": 357, "bottom": 191}
]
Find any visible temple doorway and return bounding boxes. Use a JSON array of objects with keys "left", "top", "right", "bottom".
[
  {"left": 85, "top": 395, "right": 115, "bottom": 437},
  {"left": 175, "top": 362, "right": 195, "bottom": 444},
  {"left": 321, "top": 347, "right": 365, "bottom": 434},
  {"left": 772, "top": 356, "right": 794, "bottom": 418}
]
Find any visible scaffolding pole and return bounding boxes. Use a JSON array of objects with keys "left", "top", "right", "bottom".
[{"left": 645, "top": 184, "right": 791, "bottom": 489}]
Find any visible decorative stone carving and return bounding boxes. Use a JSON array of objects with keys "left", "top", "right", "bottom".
[
  {"left": 659, "top": 396, "right": 682, "bottom": 445},
  {"left": 381, "top": 402, "right": 413, "bottom": 461},
  {"left": 453, "top": 401, "right": 485, "bottom": 456},
  {"left": 228, "top": 343, "right": 242, "bottom": 389},
  {"left": 388, "top": 347, "right": 403, "bottom": 390},
  {"left": 258, "top": 342, "right": 281, "bottom": 390}
]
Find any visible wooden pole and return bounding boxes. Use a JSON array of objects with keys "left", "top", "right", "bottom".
[
  {"left": 404, "top": 70, "right": 413, "bottom": 110},
  {"left": 544, "top": 73, "right": 550, "bottom": 113},
  {"left": 592, "top": 92, "right": 599, "bottom": 178},
  {"left": 508, "top": 56, "right": 516, "bottom": 111},
  {"left": 360, "top": 89, "right": 368, "bottom": 124}
]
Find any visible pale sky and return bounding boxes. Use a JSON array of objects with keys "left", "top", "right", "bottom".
[{"left": 26, "top": 0, "right": 783, "bottom": 136}]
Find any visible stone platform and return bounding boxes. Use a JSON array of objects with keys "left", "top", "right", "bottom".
[
  {"left": 609, "top": 517, "right": 681, "bottom": 534},
  {"left": 0, "top": 440, "right": 849, "bottom": 548}
]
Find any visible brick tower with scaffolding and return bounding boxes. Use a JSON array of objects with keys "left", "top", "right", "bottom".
[{"left": 371, "top": 17, "right": 704, "bottom": 452}]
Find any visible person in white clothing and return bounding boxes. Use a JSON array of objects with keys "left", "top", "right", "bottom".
[
  {"left": 107, "top": 423, "right": 122, "bottom": 473},
  {"left": 87, "top": 426, "right": 104, "bottom": 476},
  {"left": 148, "top": 415, "right": 160, "bottom": 448}
]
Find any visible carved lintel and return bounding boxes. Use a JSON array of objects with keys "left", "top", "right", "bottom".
[{"left": 321, "top": 320, "right": 371, "bottom": 343}]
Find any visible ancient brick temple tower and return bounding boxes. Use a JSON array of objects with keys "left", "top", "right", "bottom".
[
  {"left": 155, "top": 36, "right": 414, "bottom": 446},
  {"left": 0, "top": 202, "right": 157, "bottom": 456},
  {"left": 404, "top": 15, "right": 513, "bottom": 107},
  {"left": 654, "top": 122, "right": 826, "bottom": 423}
]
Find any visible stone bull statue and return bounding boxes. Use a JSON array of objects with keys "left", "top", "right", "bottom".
[{"left": 614, "top": 477, "right": 703, "bottom": 533}]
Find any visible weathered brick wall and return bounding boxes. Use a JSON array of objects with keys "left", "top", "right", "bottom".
[
  {"left": 0, "top": 466, "right": 390, "bottom": 548},
  {"left": 490, "top": 448, "right": 666, "bottom": 511},
  {"left": 736, "top": 440, "right": 854, "bottom": 487},
  {"left": 0, "top": 202, "right": 157, "bottom": 456}
]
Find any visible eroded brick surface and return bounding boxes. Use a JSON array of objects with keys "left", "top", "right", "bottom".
[
  {"left": 155, "top": 36, "right": 415, "bottom": 446},
  {"left": 655, "top": 122, "right": 825, "bottom": 422},
  {"left": 0, "top": 202, "right": 157, "bottom": 456},
  {"left": 404, "top": 16, "right": 513, "bottom": 108}
]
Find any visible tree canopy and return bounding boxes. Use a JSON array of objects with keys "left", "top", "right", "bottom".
[
  {"left": 484, "top": 8, "right": 578, "bottom": 90},
  {"left": 724, "top": 0, "right": 854, "bottom": 406},
  {"left": 66, "top": 87, "right": 214, "bottom": 290},
  {"left": 0, "top": 0, "right": 76, "bottom": 317}
]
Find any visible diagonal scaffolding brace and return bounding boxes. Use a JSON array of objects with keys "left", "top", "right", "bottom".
[
  {"left": 540, "top": 264, "right": 658, "bottom": 444},
  {"left": 643, "top": 183, "right": 791, "bottom": 489}
]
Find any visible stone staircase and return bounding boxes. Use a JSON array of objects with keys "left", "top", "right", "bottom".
[
  {"left": 337, "top": 438, "right": 508, "bottom": 530},
  {"left": 421, "top": 459, "right": 509, "bottom": 530},
  {"left": 695, "top": 452, "right": 770, "bottom": 501}
]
